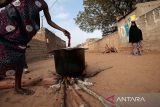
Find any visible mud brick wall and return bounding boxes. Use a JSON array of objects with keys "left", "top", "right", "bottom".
[
  {"left": 26, "top": 30, "right": 48, "bottom": 62},
  {"left": 85, "top": 32, "right": 119, "bottom": 52},
  {"left": 117, "top": 2, "right": 160, "bottom": 52},
  {"left": 80, "top": 2, "right": 160, "bottom": 53},
  {"left": 26, "top": 28, "right": 66, "bottom": 62},
  {"left": 136, "top": 1, "right": 160, "bottom": 16},
  {"left": 137, "top": 7, "right": 160, "bottom": 51},
  {"left": 45, "top": 29, "right": 66, "bottom": 53}
]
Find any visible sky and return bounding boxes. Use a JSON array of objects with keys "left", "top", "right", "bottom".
[{"left": 40, "top": 0, "right": 102, "bottom": 47}]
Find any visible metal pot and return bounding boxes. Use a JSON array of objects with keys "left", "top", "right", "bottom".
[{"left": 52, "top": 48, "right": 85, "bottom": 77}]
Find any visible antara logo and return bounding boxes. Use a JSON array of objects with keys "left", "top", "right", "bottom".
[
  {"left": 117, "top": 97, "right": 146, "bottom": 102},
  {"left": 106, "top": 95, "right": 116, "bottom": 104},
  {"left": 106, "top": 95, "right": 146, "bottom": 104}
]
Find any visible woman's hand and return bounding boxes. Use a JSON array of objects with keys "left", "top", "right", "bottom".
[
  {"left": 62, "top": 30, "right": 70, "bottom": 39},
  {"left": 62, "top": 30, "right": 71, "bottom": 47}
]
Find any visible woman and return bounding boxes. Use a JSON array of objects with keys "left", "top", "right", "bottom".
[
  {"left": 129, "top": 21, "right": 143, "bottom": 55},
  {"left": 0, "top": 0, "right": 70, "bottom": 95}
]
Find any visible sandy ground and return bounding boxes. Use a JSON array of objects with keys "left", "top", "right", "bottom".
[{"left": 0, "top": 52, "right": 160, "bottom": 107}]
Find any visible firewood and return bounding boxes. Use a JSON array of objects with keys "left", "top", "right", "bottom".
[
  {"left": 60, "top": 83, "right": 66, "bottom": 107},
  {"left": 77, "top": 83, "right": 110, "bottom": 107},
  {"left": 69, "top": 86, "right": 89, "bottom": 107},
  {"left": 0, "top": 79, "right": 14, "bottom": 89},
  {"left": 0, "top": 77, "right": 42, "bottom": 89},
  {"left": 53, "top": 82, "right": 66, "bottom": 107},
  {"left": 53, "top": 88, "right": 62, "bottom": 106},
  {"left": 67, "top": 89, "right": 79, "bottom": 107},
  {"left": 64, "top": 78, "right": 79, "bottom": 107}
]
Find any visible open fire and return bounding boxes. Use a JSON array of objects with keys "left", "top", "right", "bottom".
[
  {"left": 49, "top": 72, "right": 113, "bottom": 107},
  {"left": 50, "top": 48, "right": 113, "bottom": 107}
]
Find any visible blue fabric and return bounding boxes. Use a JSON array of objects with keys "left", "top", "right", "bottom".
[{"left": 124, "top": 23, "right": 129, "bottom": 36}]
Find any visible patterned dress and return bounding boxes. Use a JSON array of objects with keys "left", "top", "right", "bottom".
[{"left": 0, "top": 0, "right": 44, "bottom": 68}]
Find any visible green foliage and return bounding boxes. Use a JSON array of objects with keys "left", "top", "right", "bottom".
[{"left": 75, "top": 0, "right": 156, "bottom": 35}]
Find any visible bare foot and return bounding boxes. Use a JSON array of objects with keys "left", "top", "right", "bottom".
[{"left": 15, "top": 88, "right": 35, "bottom": 95}]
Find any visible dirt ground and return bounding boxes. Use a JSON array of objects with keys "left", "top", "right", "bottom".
[{"left": 0, "top": 52, "right": 160, "bottom": 107}]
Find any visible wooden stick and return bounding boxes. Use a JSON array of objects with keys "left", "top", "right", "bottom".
[
  {"left": 60, "top": 82, "right": 66, "bottom": 107},
  {"left": 77, "top": 83, "right": 110, "bottom": 107},
  {"left": 64, "top": 78, "right": 78, "bottom": 107},
  {"left": 0, "top": 79, "right": 14, "bottom": 89},
  {"left": 0, "top": 77, "right": 42, "bottom": 89},
  {"left": 67, "top": 88, "right": 79, "bottom": 107},
  {"left": 69, "top": 86, "right": 89, "bottom": 107},
  {"left": 54, "top": 90, "right": 62, "bottom": 107},
  {"left": 53, "top": 82, "right": 66, "bottom": 107}
]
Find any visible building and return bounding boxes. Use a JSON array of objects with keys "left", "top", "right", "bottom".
[
  {"left": 26, "top": 28, "right": 66, "bottom": 62},
  {"left": 79, "top": 38, "right": 100, "bottom": 48},
  {"left": 79, "top": 1, "right": 160, "bottom": 52},
  {"left": 117, "top": 0, "right": 160, "bottom": 51},
  {"left": 44, "top": 28, "right": 66, "bottom": 52}
]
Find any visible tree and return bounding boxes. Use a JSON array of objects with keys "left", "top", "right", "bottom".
[{"left": 75, "top": 0, "right": 156, "bottom": 36}]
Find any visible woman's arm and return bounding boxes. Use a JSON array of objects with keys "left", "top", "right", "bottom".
[{"left": 41, "top": 0, "right": 71, "bottom": 41}]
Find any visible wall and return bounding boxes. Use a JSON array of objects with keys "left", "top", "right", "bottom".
[
  {"left": 26, "top": 29, "right": 48, "bottom": 62},
  {"left": 80, "top": 1, "right": 160, "bottom": 52},
  {"left": 117, "top": 1, "right": 160, "bottom": 51},
  {"left": 136, "top": 0, "right": 160, "bottom": 16},
  {"left": 79, "top": 38, "right": 100, "bottom": 49},
  {"left": 26, "top": 28, "right": 66, "bottom": 62},
  {"left": 44, "top": 28, "right": 66, "bottom": 53},
  {"left": 85, "top": 32, "right": 119, "bottom": 52},
  {"left": 137, "top": 6, "right": 160, "bottom": 51}
]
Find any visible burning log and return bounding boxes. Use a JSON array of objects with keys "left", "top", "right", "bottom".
[
  {"left": 64, "top": 78, "right": 79, "bottom": 107},
  {"left": 50, "top": 75, "right": 115, "bottom": 107},
  {"left": 0, "top": 77, "right": 42, "bottom": 89}
]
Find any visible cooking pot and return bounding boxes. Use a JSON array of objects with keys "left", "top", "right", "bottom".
[{"left": 51, "top": 48, "right": 86, "bottom": 77}]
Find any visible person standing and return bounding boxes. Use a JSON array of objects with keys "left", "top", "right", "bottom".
[
  {"left": 0, "top": 0, "right": 70, "bottom": 95},
  {"left": 129, "top": 21, "right": 143, "bottom": 55}
]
